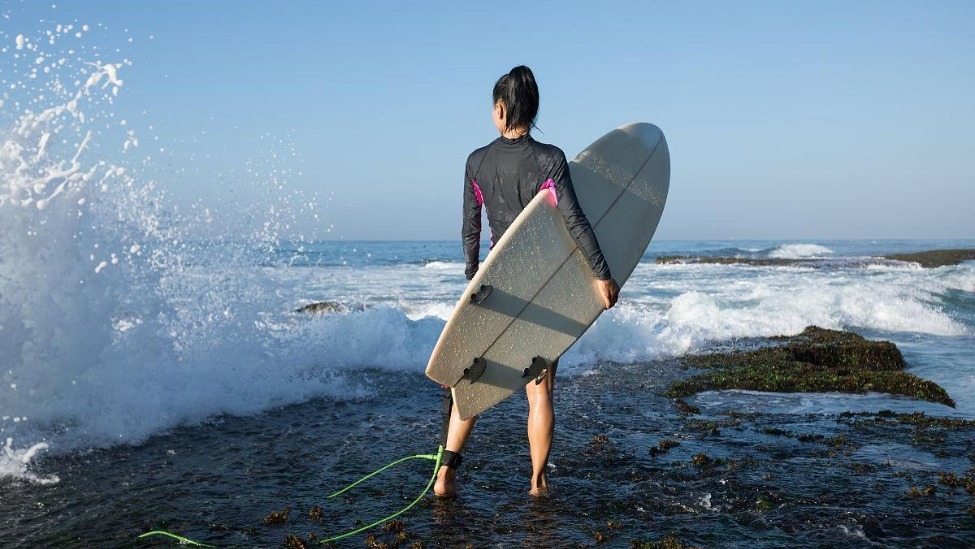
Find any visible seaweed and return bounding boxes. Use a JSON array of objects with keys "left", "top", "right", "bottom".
[
  {"left": 883, "top": 249, "right": 975, "bottom": 268},
  {"left": 666, "top": 326, "right": 955, "bottom": 407}
]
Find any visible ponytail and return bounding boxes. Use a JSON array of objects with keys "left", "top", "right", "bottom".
[{"left": 493, "top": 65, "right": 540, "bottom": 134}]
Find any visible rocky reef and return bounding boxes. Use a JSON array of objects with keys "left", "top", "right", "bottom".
[
  {"left": 882, "top": 249, "right": 975, "bottom": 268},
  {"left": 656, "top": 248, "right": 975, "bottom": 268},
  {"left": 667, "top": 326, "right": 955, "bottom": 407},
  {"left": 294, "top": 301, "right": 367, "bottom": 315}
]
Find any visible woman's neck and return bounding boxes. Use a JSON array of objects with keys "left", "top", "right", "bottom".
[{"left": 501, "top": 127, "right": 529, "bottom": 140}]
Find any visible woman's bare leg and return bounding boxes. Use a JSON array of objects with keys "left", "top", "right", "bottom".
[
  {"left": 434, "top": 403, "right": 476, "bottom": 497},
  {"left": 525, "top": 359, "right": 557, "bottom": 496}
]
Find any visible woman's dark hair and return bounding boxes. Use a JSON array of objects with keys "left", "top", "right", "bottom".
[{"left": 493, "top": 65, "right": 539, "bottom": 134}]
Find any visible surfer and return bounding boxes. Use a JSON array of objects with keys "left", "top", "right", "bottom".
[{"left": 435, "top": 65, "right": 620, "bottom": 497}]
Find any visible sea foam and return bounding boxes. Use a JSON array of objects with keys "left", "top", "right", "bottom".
[{"left": 767, "top": 243, "right": 834, "bottom": 259}]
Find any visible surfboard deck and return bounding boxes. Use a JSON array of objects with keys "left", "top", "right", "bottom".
[{"left": 425, "top": 122, "right": 670, "bottom": 420}]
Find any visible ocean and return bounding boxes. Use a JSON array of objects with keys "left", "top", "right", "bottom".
[
  {"left": 1, "top": 233, "right": 973, "bottom": 547},
  {"left": 3, "top": 16, "right": 975, "bottom": 548}
]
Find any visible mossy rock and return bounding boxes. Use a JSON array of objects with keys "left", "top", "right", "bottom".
[
  {"left": 781, "top": 326, "right": 905, "bottom": 371},
  {"left": 883, "top": 249, "right": 975, "bottom": 268},
  {"left": 656, "top": 248, "right": 975, "bottom": 269},
  {"left": 668, "top": 326, "right": 954, "bottom": 407}
]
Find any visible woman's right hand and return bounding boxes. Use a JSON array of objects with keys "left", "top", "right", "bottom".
[{"left": 594, "top": 277, "right": 620, "bottom": 310}]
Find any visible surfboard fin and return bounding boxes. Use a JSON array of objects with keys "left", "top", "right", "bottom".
[
  {"left": 523, "top": 356, "right": 552, "bottom": 385},
  {"left": 469, "top": 284, "right": 493, "bottom": 305},
  {"left": 461, "top": 357, "right": 488, "bottom": 384}
]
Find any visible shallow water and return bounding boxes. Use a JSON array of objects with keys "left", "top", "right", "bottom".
[{"left": 4, "top": 359, "right": 974, "bottom": 548}]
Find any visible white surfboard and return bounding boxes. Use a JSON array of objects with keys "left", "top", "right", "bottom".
[{"left": 425, "top": 122, "right": 670, "bottom": 420}]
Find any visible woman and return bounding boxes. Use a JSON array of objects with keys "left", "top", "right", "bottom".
[{"left": 435, "top": 65, "right": 620, "bottom": 497}]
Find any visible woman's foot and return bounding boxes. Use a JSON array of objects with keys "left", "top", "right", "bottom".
[
  {"left": 528, "top": 474, "right": 548, "bottom": 497},
  {"left": 434, "top": 449, "right": 464, "bottom": 497},
  {"left": 434, "top": 466, "right": 457, "bottom": 497}
]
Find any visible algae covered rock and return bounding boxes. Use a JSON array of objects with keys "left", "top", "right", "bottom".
[
  {"left": 667, "top": 326, "right": 954, "bottom": 407},
  {"left": 656, "top": 248, "right": 975, "bottom": 269},
  {"left": 882, "top": 249, "right": 975, "bottom": 268}
]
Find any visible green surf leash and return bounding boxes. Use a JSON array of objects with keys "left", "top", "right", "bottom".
[
  {"left": 135, "top": 445, "right": 444, "bottom": 546},
  {"left": 317, "top": 444, "right": 444, "bottom": 544}
]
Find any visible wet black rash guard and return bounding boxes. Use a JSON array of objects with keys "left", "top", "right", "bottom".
[{"left": 462, "top": 134, "right": 612, "bottom": 282}]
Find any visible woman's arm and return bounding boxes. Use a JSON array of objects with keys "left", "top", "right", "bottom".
[
  {"left": 462, "top": 161, "right": 482, "bottom": 280},
  {"left": 549, "top": 152, "right": 612, "bottom": 281},
  {"left": 549, "top": 151, "right": 619, "bottom": 309}
]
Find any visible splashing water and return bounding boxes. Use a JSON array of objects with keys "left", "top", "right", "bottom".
[
  {"left": 1, "top": 15, "right": 159, "bottom": 476},
  {"left": 1, "top": 438, "right": 58, "bottom": 484},
  {"left": 0, "top": 12, "right": 355, "bottom": 480}
]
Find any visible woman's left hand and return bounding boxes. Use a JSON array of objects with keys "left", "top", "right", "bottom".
[{"left": 594, "top": 277, "right": 620, "bottom": 310}]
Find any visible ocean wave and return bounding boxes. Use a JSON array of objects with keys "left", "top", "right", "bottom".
[
  {"left": 767, "top": 243, "right": 834, "bottom": 259},
  {"left": 940, "top": 266, "right": 975, "bottom": 293},
  {"left": 558, "top": 266, "right": 969, "bottom": 373}
]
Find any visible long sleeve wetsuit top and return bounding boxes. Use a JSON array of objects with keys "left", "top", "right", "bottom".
[{"left": 462, "top": 134, "right": 612, "bottom": 282}]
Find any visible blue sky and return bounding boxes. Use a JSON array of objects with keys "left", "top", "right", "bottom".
[{"left": 3, "top": 0, "right": 973, "bottom": 241}]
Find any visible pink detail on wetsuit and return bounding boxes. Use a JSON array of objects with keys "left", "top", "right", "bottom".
[
  {"left": 472, "top": 179, "right": 494, "bottom": 248},
  {"left": 471, "top": 179, "right": 484, "bottom": 207},
  {"left": 539, "top": 178, "right": 558, "bottom": 206}
]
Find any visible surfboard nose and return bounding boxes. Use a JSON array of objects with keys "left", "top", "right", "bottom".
[{"left": 617, "top": 122, "right": 663, "bottom": 147}]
